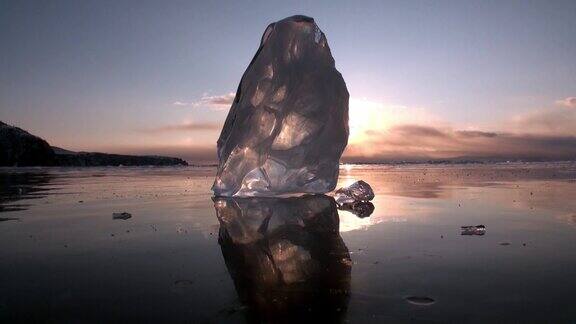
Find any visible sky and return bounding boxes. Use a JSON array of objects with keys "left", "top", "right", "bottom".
[{"left": 1, "top": 0, "right": 575, "bottom": 162}]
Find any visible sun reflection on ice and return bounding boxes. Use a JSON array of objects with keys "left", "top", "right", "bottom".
[{"left": 337, "top": 210, "right": 377, "bottom": 232}]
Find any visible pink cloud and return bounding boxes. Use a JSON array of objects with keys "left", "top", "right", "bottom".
[
  {"left": 343, "top": 124, "right": 576, "bottom": 162},
  {"left": 138, "top": 122, "right": 220, "bottom": 133},
  {"left": 173, "top": 93, "right": 235, "bottom": 110},
  {"left": 555, "top": 97, "right": 576, "bottom": 109}
]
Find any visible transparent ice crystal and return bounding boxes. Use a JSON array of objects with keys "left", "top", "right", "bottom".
[
  {"left": 212, "top": 15, "right": 349, "bottom": 197},
  {"left": 334, "top": 180, "right": 375, "bottom": 206}
]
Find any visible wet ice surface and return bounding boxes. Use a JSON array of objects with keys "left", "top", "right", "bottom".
[{"left": 1, "top": 163, "right": 576, "bottom": 322}]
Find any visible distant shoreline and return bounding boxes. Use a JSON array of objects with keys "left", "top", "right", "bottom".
[
  {"left": 1, "top": 121, "right": 188, "bottom": 167},
  {"left": 1, "top": 160, "right": 575, "bottom": 170}
]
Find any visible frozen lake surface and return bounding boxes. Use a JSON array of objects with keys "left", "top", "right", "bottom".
[{"left": 1, "top": 162, "right": 576, "bottom": 322}]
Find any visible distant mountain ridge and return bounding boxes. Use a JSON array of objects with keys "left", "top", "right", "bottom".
[
  {"left": 51, "top": 146, "right": 77, "bottom": 155},
  {"left": 53, "top": 150, "right": 188, "bottom": 167},
  {"left": 0, "top": 121, "right": 187, "bottom": 167},
  {"left": 0, "top": 121, "right": 56, "bottom": 166}
]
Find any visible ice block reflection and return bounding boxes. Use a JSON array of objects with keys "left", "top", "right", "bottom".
[{"left": 214, "top": 195, "right": 351, "bottom": 322}]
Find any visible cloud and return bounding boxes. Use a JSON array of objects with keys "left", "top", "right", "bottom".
[
  {"left": 344, "top": 96, "right": 576, "bottom": 161},
  {"left": 109, "top": 145, "right": 217, "bottom": 163},
  {"left": 173, "top": 92, "right": 235, "bottom": 110},
  {"left": 455, "top": 130, "right": 497, "bottom": 138},
  {"left": 392, "top": 125, "right": 448, "bottom": 139},
  {"left": 510, "top": 106, "right": 576, "bottom": 136},
  {"left": 343, "top": 124, "right": 576, "bottom": 162},
  {"left": 156, "top": 95, "right": 576, "bottom": 163},
  {"left": 347, "top": 97, "right": 441, "bottom": 145},
  {"left": 555, "top": 97, "right": 576, "bottom": 109},
  {"left": 201, "top": 93, "right": 236, "bottom": 106},
  {"left": 138, "top": 122, "right": 220, "bottom": 133}
]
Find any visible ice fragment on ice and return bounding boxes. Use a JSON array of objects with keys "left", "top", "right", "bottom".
[
  {"left": 112, "top": 212, "right": 132, "bottom": 220},
  {"left": 405, "top": 296, "right": 436, "bottom": 306},
  {"left": 460, "top": 225, "right": 486, "bottom": 236},
  {"left": 334, "top": 180, "right": 375, "bottom": 206}
]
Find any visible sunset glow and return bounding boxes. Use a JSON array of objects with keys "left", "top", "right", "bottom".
[
  {"left": 1, "top": 1, "right": 575, "bottom": 163},
  {"left": 348, "top": 97, "right": 437, "bottom": 145},
  {"left": 2, "top": 2, "right": 576, "bottom": 322}
]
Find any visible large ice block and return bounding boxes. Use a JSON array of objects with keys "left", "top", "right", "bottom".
[{"left": 212, "top": 15, "right": 349, "bottom": 197}]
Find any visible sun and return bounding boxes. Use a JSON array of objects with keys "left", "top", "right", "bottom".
[
  {"left": 348, "top": 97, "right": 425, "bottom": 146},
  {"left": 348, "top": 98, "right": 392, "bottom": 144}
]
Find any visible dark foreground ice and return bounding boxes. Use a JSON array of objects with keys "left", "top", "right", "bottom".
[{"left": 1, "top": 162, "right": 576, "bottom": 322}]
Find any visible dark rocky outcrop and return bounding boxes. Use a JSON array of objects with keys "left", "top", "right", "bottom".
[
  {"left": 54, "top": 151, "right": 187, "bottom": 166},
  {"left": 0, "top": 121, "right": 187, "bottom": 167},
  {"left": 0, "top": 121, "right": 56, "bottom": 166}
]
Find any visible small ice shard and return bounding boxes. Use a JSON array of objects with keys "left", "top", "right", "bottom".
[
  {"left": 405, "top": 296, "right": 436, "bottom": 306},
  {"left": 112, "top": 212, "right": 132, "bottom": 220},
  {"left": 212, "top": 15, "right": 349, "bottom": 197},
  {"left": 334, "top": 180, "right": 375, "bottom": 205},
  {"left": 338, "top": 201, "right": 375, "bottom": 218},
  {"left": 173, "top": 279, "right": 194, "bottom": 286},
  {"left": 460, "top": 225, "right": 486, "bottom": 236}
]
